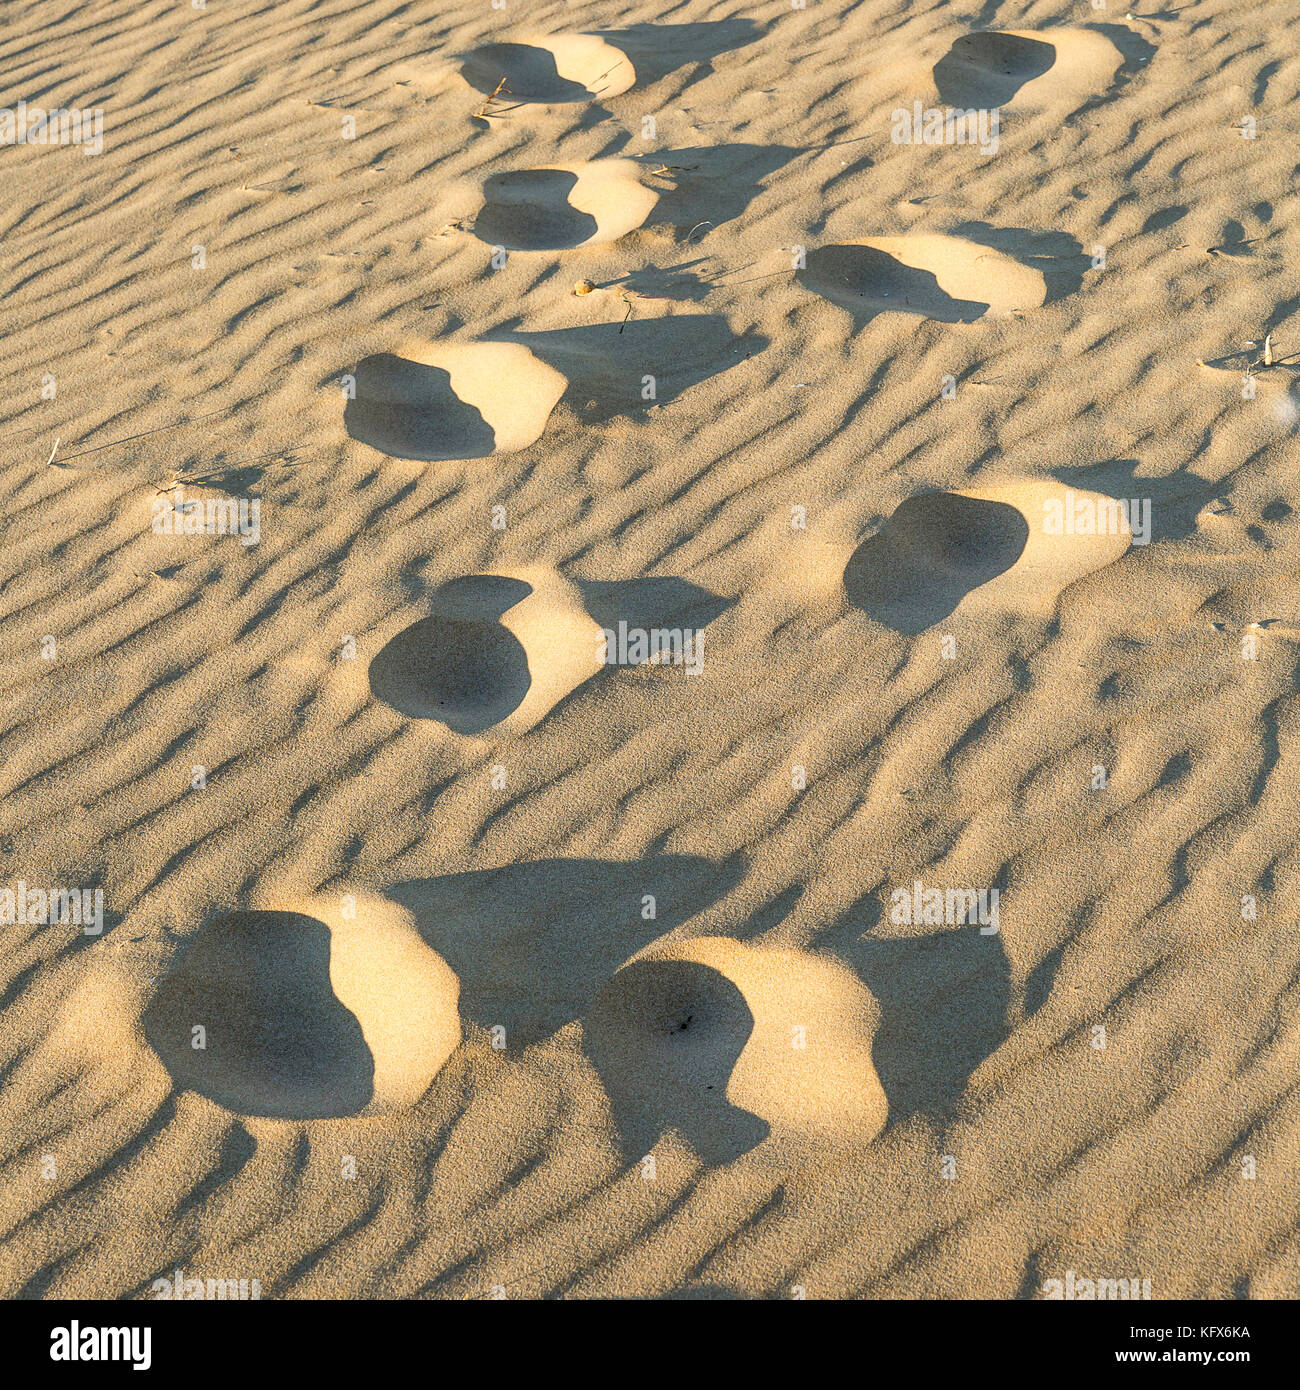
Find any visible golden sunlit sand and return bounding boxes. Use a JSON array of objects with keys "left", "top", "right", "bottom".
[{"left": 1, "top": 0, "right": 1298, "bottom": 1304}]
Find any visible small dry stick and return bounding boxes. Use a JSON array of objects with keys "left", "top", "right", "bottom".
[
  {"left": 1264, "top": 333, "right": 1273, "bottom": 366},
  {"left": 45, "top": 437, "right": 60, "bottom": 466},
  {"left": 474, "top": 77, "right": 510, "bottom": 120}
]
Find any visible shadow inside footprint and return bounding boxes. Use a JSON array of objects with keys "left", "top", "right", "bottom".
[
  {"left": 143, "top": 911, "right": 375, "bottom": 1120},
  {"left": 845, "top": 493, "right": 1030, "bottom": 634},
  {"left": 584, "top": 959, "right": 769, "bottom": 1165},
  {"left": 461, "top": 43, "right": 602, "bottom": 103},
  {"left": 369, "top": 577, "right": 534, "bottom": 732},
  {"left": 345, "top": 354, "right": 496, "bottom": 461},
  {"left": 474, "top": 170, "right": 600, "bottom": 250},
  {"left": 933, "top": 32, "right": 1057, "bottom": 107},
  {"left": 802, "top": 245, "right": 989, "bottom": 323}
]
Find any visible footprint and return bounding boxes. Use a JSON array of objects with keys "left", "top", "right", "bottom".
[
  {"left": 461, "top": 34, "right": 636, "bottom": 107},
  {"left": 933, "top": 28, "right": 1124, "bottom": 110},
  {"left": 473, "top": 160, "right": 658, "bottom": 251},
  {"left": 344, "top": 341, "right": 566, "bottom": 461},
  {"left": 583, "top": 937, "right": 887, "bottom": 1163},
  {"left": 142, "top": 894, "right": 461, "bottom": 1119},
  {"left": 845, "top": 481, "right": 1133, "bottom": 634},
  {"left": 368, "top": 568, "right": 605, "bottom": 735},
  {"left": 800, "top": 234, "right": 1049, "bottom": 322}
]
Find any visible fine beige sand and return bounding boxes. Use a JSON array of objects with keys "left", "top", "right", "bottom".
[{"left": 2, "top": 0, "right": 1299, "bottom": 1300}]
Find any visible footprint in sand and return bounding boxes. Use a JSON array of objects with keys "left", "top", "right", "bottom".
[
  {"left": 368, "top": 569, "right": 605, "bottom": 735},
  {"left": 583, "top": 937, "right": 888, "bottom": 1163},
  {"left": 932, "top": 28, "right": 1125, "bottom": 111},
  {"left": 143, "top": 893, "right": 461, "bottom": 1120},
  {"left": 369, "top": 571, "right": 729, "bottom": 735},
  {"left": 800, "top": 233, "right": 1061, "bottom": 322},
  {"left": 345, "top": 320, "right": 760, "bottom": 461},
  {"left": 344, "top": 340, "right": 566, "bottom": 461},
  {"left": 845, "top": 481, "right": 1133, "bottom": 634},
  {"left": 472, "top": 160, "right": 659, "bottom": 251},
  {"left": 461, "top": 33, "right": 637, "bottom": 108}
]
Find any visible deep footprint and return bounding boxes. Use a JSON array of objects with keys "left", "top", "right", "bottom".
[
  {"left": 846, "top": 482, "right": 1135, "bottom": 633},
  {"left": 461, "top": 35, "right": 636, "bottom": 106},
  {"left": 143, "top": 899, "right": 461, "bottom": 1119},
  {"left": 584, "top": 937, "right": 887, "bottom": 1164},
  {"left": 369, "top": 570, "right": 604, "bottom": 735},
  {"left": 800, "top": 234, "right": 1048, "bottom": 322},
  {"left": 344, "top": 342, "right": 567, "bottom": 461},
  {"left": 473, "top": 162, "right": 658, "bottom": 251},
  {"left": 932, "top": 28, "right": 1125, "bottom": 110}
]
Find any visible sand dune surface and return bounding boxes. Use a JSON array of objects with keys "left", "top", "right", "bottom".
[{"left": 1, "top": 0, "right": 1299, "bottom": 1303}]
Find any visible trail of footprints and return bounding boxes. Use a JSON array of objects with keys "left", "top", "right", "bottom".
[{"left": 135, "top": 21, "right": 1274, "bottom": 1172}]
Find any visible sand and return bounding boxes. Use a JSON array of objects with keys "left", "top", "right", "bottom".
[{"left": 1, "top": 0, "right": 1298, "bottom": 1300}]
